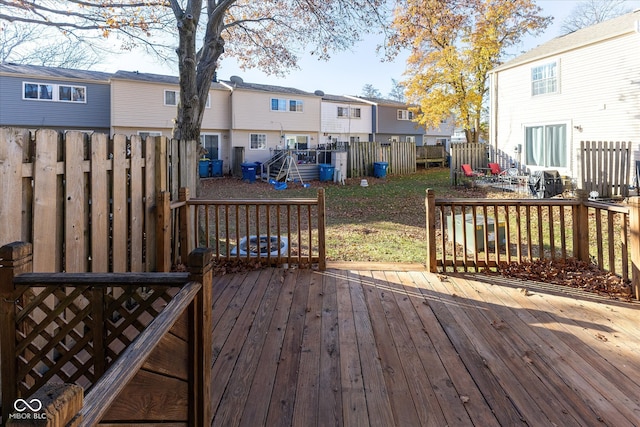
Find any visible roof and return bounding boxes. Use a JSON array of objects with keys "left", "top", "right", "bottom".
[
  {"left": 112, "top": 70, "right": 228, "bottom": 90},
  {"left": 492, "top": 9, "right": 640, "bottom": 73},
  {"left": 321, "top": 94, "right": 369, "bottom": 104},
  {"left": 221, "top": 77, "right": 316, "bottom": 96},
  {"left": 0, "top": 63, "right": 112, "bottom": 82}
]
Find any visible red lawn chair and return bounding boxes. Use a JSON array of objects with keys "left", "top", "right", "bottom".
[{"left": 461, "top": 163, "right": 484, "bottom": 178}]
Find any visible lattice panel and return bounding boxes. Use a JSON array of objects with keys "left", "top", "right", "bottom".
[{"left": 13, "top": 284, "right": 179, "bottom": 396}]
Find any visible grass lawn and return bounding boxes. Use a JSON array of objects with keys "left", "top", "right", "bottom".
[{"left": 200, "top": 167, "right": 502, "bottom": 263}]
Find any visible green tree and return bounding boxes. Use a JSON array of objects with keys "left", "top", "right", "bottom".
[
  {"left": 1, "top": 0, "right": 387, "bottom": 140},
  {"left": 361, "top": 83, "right": 383, "bottom": 98},
  {"left": 390, "top": 0, "right": 550, "bottom": 143},
  {"left": 388, "top": 78, "right": 405, "bottom": 102}
]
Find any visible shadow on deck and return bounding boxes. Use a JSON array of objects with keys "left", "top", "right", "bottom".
[{"left": 212, "top": 264, "right": 640, "bottom": 426}]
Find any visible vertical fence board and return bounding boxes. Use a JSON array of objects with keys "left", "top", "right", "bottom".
[
  {"left": 145, "top": 137, "right": 158, "bottom": 271},
  {"left": 32, "top": 130, "right": 60, "bottom": 271},
  {"left": 0, "top": 128, "right": 28, "bottom": 246},
  {"left": 65, "top": 132, "right": 88, "bottom": 272},
  {"left": 130, "top": 135, "right": 144, "bottom": 272},
  {"left": 91, "top": 133, "right": 110, "bottom": 272},
  {"left": 581, "top": 141, "right": 631, "bottom": 198},
  {"left": 112, "top": 134, "right": 128, "bottom": 272}
]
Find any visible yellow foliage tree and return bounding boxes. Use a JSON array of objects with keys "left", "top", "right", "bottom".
[{"left": 390, "top": 0, "right": 551, "bottom": 143}]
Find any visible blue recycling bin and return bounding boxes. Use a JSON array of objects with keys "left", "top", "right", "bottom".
[
  {"left": 210, "top": 159, "right": 223, "bottom": 177},
  {"left": 374, "top": 161, "right": 388, "bottom": 178},
  {"left": 199, "top": 158, "right": 210, "bottom": 178},
  {"left": 319, "top": 163, "right": 335, "bottom": 182},
  {"left": 241, "top": 162, "right": 257, "bottom": 183}
]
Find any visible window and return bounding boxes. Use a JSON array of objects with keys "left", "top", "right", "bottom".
[
  {"left": 524, "top": 124, "right": 567, "bottom": 167},
  {"left": 271, "top": 97, "right": 303, "bottom": 112},
  {"left": 165, "top": 90, "right": 178, "bottom": 106},
  {"left": 285, "top": 135, "right": 309, "bottom": 150},
  {"left": 23, "top": 81, "right": 86, "bottom": 103},
  {"left": 337, "top": 106, "right": 360, "bottom": 118},
  {"left": 289, "top": 100, "right": 303, "bottom": 112},
  {"left": 397, "top": 109, "right": 414, "bottom": 120},
  {"left": 531, "top": 62, "right": 557, "bottom": 96},
  {"left": 201, "top": 134, "right": 220, "bottom": 158},
  {"left": 390, "top": 136, "right": 399, "bottom": 142},
  {"left": 138, "top": 131, "right": 162, "bottom": 140},
  {"left": 406, "top": 136, "right": 416, "bottom": 143},
  {"left": 250, "top": 134, "right": 267, "bottom": 150}
]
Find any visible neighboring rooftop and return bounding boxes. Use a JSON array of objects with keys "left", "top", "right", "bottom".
[{"left": 0, "top": 62, "right": 112, "bottom": 82}]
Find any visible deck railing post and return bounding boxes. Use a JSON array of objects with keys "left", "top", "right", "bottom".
[
  {"left": 425, "top": 189, "right": 437, "bottom": 272},
  {"left": 179, "top": 187, "right": 191, "bottom": 264},
  {"left": 156, "top": 191, "right": 172, "bottom": 272},
  {"left": 0, "top": 242, "right": 33, "bottom": 422},
  {"left": 573, "top": 190, "right": 590, "bottom": 262},
  {"left": 317, "top": 188, "right": 326, "bottom": 271},
  {"left": 629, "top": 196, "right": 640, "bottom": 300},
  {"left": 187, "top": 248, "right": 215, "bottom": 426}
]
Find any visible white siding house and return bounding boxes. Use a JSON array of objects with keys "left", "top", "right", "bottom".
[
  {"left": 223, "top": 77, "right": 322, "bottom": 164},
  {"left": 320, "top": 94, "right": 372, "bottom": 144},
  {"left": 488, "top": 10, "right": 640, "bottom": 184}
]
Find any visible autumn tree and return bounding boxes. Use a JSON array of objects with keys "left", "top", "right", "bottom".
[
  {"left": 560, "top": 0, "right": 633, "bottom": 34},
  {"left": 390, "top": 0, "right": 550, "bottom": 143},
  {"left": 1, "top": 0, "right": 387, "bottom": 141}
]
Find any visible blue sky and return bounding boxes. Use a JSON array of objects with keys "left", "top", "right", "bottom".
[{"left": 100, "top": 0, "right": 640, "bottom": 97}]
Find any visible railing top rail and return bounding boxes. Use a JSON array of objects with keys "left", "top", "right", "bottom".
[
  {"left": 435, "top": 198, "right": 580, "bottom": 207},
  {"left": 584, "top": 200, "right": 630, "bottom": 213},
  {"left": 13, "top": 272, "right": 190, "bottom": 287},
  {"left": 78, "top": 280, "right": 202, "bottom": 427},
  {"left": 188, "top": 198, "right": 319, "bottom": 206}
]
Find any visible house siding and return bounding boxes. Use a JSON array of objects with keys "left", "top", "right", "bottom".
[
  {"left": 0, "top": 74, "right": 110, "bottom": 132},
  {"left": 320, "top": 100, "right": 371, "bottom": 142},
  {"left": 490, "top": 13, "right": 640, "bottom": 182}
]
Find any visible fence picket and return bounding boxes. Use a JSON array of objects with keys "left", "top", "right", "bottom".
[
  {"left": 91, "top": 133, "right": 110, "bottom": 272},
  {"left": 65, "top": 131, "right": 88, "bottom": 272},
  {"left": 130, "top": 135, "right": 144, "bottom": 272},
  {"left": 0, "top": 128, "right": 28, "bottom": 244},
  {"left": 112, "top": 134, "right": 128, "bottom": 272},
  {"left": 580, "top": 140, "right": 631, "bottom": 198},
  {"left": 32, "top": 129, "right": 60, "bottom": 271}
]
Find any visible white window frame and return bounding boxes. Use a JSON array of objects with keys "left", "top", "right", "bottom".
[
  {"left": 531, "top": 61, "right": 558, "bottom": 96},
  {"left": 285, "top": 135, "right": 309, "bottom": 150},
  {"left": 164, "top": 90, "right": 178, "bottom": 106},
  {"left": 405, "top": 136, "right": 416, "bottom": 143},
  {"left": 397, "top": 109, "right": 414, "bottom": 120},
  {"left": 271, "top": 97, "right": 303, "bottom": 112},
  {"left": 523, "top": 122, "right": 568, "bottom": 168},
  {"left": 23, "top": 81, "right": 87, "bottom": 103},
  {"left": 250, "top": 133, "right": 267, "bottom": 150},
  {"left": 337, "top": 106, "right": 349, "bottom": 117},
  {"left": 138, "top": 131, "right": 162, "bottom": 139}
]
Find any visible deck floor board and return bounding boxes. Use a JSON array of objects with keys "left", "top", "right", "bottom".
[{"left": 211, "top": 266, "right": 640, "bottom": 427}]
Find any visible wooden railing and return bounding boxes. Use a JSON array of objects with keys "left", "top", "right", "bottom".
[
  {"left": 0, "top": 242, "right": 214, "bottom": 425},
  {"left": 425, "top": 190, "right": 640, "bottom": 299},
  {"left": 161, "top": 188, "right": 327, "bottom": 271}
]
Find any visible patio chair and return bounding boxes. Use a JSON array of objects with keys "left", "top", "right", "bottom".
[{"left": 461, "top": 164, "right": 484, "bottom": 178}]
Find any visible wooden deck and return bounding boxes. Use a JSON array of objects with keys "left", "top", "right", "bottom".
[{"left": 211, "top": 264, "right": 640, "bottom": 426}]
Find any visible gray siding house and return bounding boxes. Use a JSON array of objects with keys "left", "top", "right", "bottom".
[{"left": 0, "top": 63, "right": 112, "bottom": 134}]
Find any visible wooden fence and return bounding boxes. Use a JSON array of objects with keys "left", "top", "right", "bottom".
[
  {"left": 0, "top": 242, "right": 214, "bottom": 425},
  {"left": 164, "top": 188, "right": 327, "bottom": 270},
  {"left": 416, "top": 145, "right": 447, "bottom": 167},
  {"left": 425, "top": 190, "right": 640, "bottom": 299},
  {"left": 0, "top": 128, "right": 198, "bottom": 273},
  {"left": 449, "top": 142, "right": 491, "bottom": 183},
  {"left": 580, "top": 140, "right": 631, "bottom": 198},
  {"left": 347, "top": 141, "right": 417, "bottom": 177}
]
